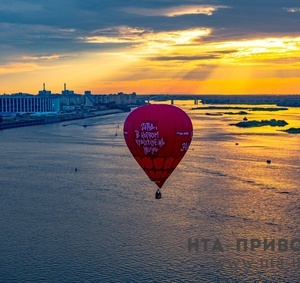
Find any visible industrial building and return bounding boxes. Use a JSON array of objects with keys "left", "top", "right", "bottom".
[{"left": 0, "top": 83, "right": 140, "bottom": 116}]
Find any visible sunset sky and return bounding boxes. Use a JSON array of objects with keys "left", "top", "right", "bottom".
[{"left": 1, "top": 0, "right": 300, "bottom": 95}]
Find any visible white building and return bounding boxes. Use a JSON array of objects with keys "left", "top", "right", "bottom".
[{"left": 0, "top": 95, "right": 60, "bottom": 114}]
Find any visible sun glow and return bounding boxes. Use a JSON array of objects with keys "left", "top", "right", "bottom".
[
  {"left": 84, "top": 27, "right": 211, "bottom": 47},
  {"left": 218, "top": 37, "right": 300, "bottom": 63},
  {"left": 2, "top": 25, "right": 300, "bottom": 94},
  {"left": 194, "top": 37, "right": 300, "bottom": 94},
  {"left": 0, "top": 62, "right": 44, "bottom": 75}
]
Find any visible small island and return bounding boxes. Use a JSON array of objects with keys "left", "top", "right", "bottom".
[
  {"left": 280, "top": 128, "right": 300, "bottom": 134},
  {"left": 205, "top": 110, "right": 249, "bottom": 116},
  {"left": 222, "top": 111, "right": 249, "bottom": 115},
  {"left": 250, "top": 107, "right": 288, "bottom": 112},
  {"left": 230, "top": 119, "right": 288, "bottom": 128},
  {"left": 205, "top": 112, "right": 223, "bottom": 116}
]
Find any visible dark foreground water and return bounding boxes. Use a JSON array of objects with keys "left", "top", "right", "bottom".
[{"left": 0, "top": 102, "right": 299, "bottom": 282}]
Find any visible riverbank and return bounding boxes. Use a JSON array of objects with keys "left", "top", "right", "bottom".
[
  {"left": 0, "top": 109, "right": 125, "bottom": 130},
  {"left": 191, "top": 106, "right": 289, "bottom": 111}
]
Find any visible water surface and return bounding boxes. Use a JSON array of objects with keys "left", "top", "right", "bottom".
[{"left": 0, "top": 102, "right": 299, "bottom": 282}]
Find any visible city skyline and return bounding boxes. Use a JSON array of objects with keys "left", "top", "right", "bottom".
[{"left": 1, "top": 1, "right": 300, "bottom": 95}]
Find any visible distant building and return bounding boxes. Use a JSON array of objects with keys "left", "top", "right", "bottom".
[
  {"left": 61, "top": 83, "right": 74, "bottom": 96},
  {"left": 84, "top": 90, "right": 95, "bottom": 107},
  {"left": 0, "top": 95, "right": 60, "bottom": 113},
  {"left": 38, "top": 83, "right": 51, "bottom": 96},
  {"left": 0, "top": 86, "right": 140, "bottom": 115},
  {"left": 62, "top": 105, "right": 76, "bottom": 112},
  {"left": 92, "top": 92, "right": 137, "bottom": 105}
]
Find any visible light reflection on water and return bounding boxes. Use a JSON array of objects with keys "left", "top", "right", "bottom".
[{"left": 0, "top": 101, "right": 299, "bottom": 282}]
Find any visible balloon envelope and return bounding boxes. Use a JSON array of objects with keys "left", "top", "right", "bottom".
[{"left": 123, "top": 104, "right": 193, "bottom": 188}]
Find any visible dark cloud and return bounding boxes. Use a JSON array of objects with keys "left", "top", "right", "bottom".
[{"left": 1, "top": 0, "right": 300, "bottom": 59}]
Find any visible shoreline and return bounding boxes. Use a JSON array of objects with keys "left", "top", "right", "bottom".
[{"left": 0, "top": 109, "right": 125, "bottom": 130}]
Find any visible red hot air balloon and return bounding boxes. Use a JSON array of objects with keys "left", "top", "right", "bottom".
[{"left": 123, "top": 104, "right": 193, "bottom": 189}]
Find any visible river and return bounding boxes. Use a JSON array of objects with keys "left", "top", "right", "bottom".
[{"left": 0, "top": 101, "right": 299, "bottom": 282}]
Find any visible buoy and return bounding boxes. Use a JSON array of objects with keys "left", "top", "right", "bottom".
[
  {"left": 75, "top": 168, "right": 78, "bottom": 172},
  {"left": 266, "top": 160, "right": 271, "bottom": 164}
]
